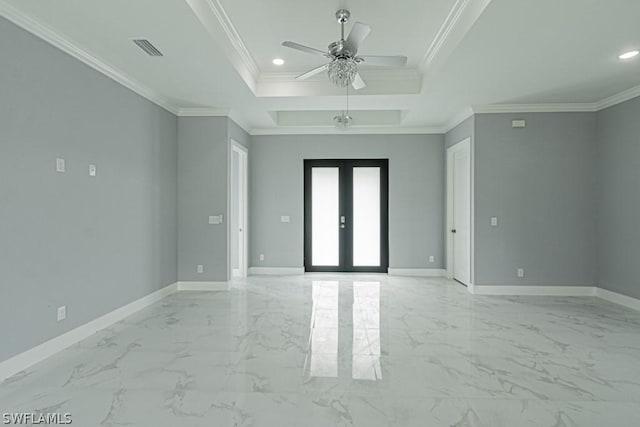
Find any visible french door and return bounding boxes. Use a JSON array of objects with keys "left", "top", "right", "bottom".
[{"left": 304, "top": 159, "right": 389, "bottom": 273}]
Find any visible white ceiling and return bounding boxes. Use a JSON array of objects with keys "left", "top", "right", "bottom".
[
  {"left": 1, "top": 0, "right": 639, "bottom": 133},
  {"left": 218, "top": 0, "right": 456, "bottom": 72}
]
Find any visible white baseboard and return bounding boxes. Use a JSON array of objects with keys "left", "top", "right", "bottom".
[
  {"left": 177, "top": 281, "right": 229, "bottom": 291},
  {"left": 0, "top": 281, "right": 179, "bottom": 383},
  {"left": 387, "top": 268, "right": 446, "bottom": 277},
  {"left": 468, "top": 284, "right": 640, "bottom": 312},
  {"left": 469, "top": 285, "right": 595, "bottom": 296},
  {"left": 248, "top": 267, "right": 305, "bottom": 276},
  {"left": 595, "top": 287, "right": 640, "bottom": 311}
]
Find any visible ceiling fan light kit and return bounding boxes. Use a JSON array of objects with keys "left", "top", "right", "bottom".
[
  {"left": 333, "top": 113, "right": 353, "bottom": 129},
  {"left": 327, "top": 57, "right": 358, "bottom": 87}
]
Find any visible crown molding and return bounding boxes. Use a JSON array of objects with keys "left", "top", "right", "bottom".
[
  {"left": 596, "top": 83, "right": 640, "bottom": 111},
  {"left": 258, "top": 68, "right": 421, "bottom": 83},
  {"left": 177, "top": 107, "right": 232, "bottom": 117},
  {"left": 422, "top": 0, "right": 471, "bottom": 69},
  {"left": 203, "top": 0, "right": 260, "bottom": 79},
  {"left": 185, "top": 0, "right": 259, "bottom": 93},
  {"left": 444, "top": 85, "right": 640, "bottom": 132},
  {"left": 250, "top": 126, "right": 444, "bottom": 136},
  {"left": 420, "top": 0, "right": 492, "bottom": 75},
  {"left": 0, "top": 0, "right": 178, "bottom": 115},
  {"left": 472, "top": 103, "right": 598, "bottom": 114}
]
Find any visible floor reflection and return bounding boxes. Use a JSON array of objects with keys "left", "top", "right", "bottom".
[
  {"left": 307, "top": 280, "right": 381, "bottom": 381},
  {"left": 309, "top": 281, "right": 339, "bottom": 377},
  {"left": 353, "top": 281, "right": 381, "bottom": 380}
]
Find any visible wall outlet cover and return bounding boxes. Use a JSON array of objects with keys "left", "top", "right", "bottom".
[
  {"left": 89, "top": 164, "right": 97, "bottom": 177},
  {"left": 429, "top": 256, "right": 435, "bottom": 263},
  {"left": 517, "top": 268, "right": 525, "bottom": 278},
  {"left": 259, "top": 254, "right": 265, "bottom": 261}
]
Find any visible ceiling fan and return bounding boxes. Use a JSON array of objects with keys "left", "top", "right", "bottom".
[{"left": 282, "top": 9, "right": 408, "bottom": 90}]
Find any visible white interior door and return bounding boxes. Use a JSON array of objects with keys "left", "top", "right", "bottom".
[
  {"left": 450, "top": 140, "right": 471, "bottom": 285},
  {"left": 231, "top": 142, "right": 248, "bottom": 278}
]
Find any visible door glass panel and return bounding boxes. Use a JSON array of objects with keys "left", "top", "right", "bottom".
[
  {"left": 353, "top": 167, "right": 380, "bottom": 266},
  {"left": 312, "top": 167, "right": 340, "bottom": 266}
]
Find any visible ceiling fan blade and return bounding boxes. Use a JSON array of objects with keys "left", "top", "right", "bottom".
[
  {"left": 352, "top": 73, "right": 366, "bottom": 90},
  {"left": 296, "top": 64, "right": 328, "bottom": 80},
  {"left": 357, "top": 55, "right": 408, "bottom": 67},
  {"left": 345, "top": 22, "right": 371, "bottom": 52},
  {"left": 282, "top": 41, "right": 328, "bottom": 57}
]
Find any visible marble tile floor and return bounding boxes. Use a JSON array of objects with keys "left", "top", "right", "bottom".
[{"left": 2, "top": 274, "right": 640, "bottom": 426}]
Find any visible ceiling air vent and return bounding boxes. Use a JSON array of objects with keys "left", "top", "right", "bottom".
[{"left": 132, "top": 39, "right": 163, "bottom": 57}]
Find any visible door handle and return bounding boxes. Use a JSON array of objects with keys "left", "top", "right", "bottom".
[
  {"left": 451, "top": 229, "right": 457, "bottom": 233},
  {"left": 340, "top": 215, "right": 346, "bottom": 229}
]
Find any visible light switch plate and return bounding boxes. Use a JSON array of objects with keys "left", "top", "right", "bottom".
[
  {"left": 209, "top": 215, "right": 222, "bottom": 225},
  {"left": 197, "top": 264, "right": 204, "bottom": 273},
  {"left": 259, "top": 254, "right": 265, "bottom": 261},
  {"left": 429, "top": 255, "right": 435, "bottom": 263},
  {"left": 57, "top": 305, "right": 66, "bottom": 321},
  {"left": 491, "top": 217, "right": 498, "bottom": 226},
  {"left": 56, "top": 158, "right": 65, "bottom": 173},
  {"left": 512, "top": 119, "right": 526, "bottom": 128},
  {"left": 280, "top": 216, "right": 290, "bottom": 223}
]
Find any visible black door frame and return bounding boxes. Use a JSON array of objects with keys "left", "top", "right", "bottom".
[{"left": 304, "top": 159, "right": 389, "bottom": 273}]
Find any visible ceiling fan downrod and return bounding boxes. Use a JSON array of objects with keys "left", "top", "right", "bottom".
[{"left": 336, "top": 9, "right": 350, "bottom": 41}]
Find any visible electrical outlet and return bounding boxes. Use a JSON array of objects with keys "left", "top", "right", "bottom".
[
  {"left": 56, "top": 158, "right": 65, "bottom": 173},
  {"left": 429, "top": 255, "right": 435, "bottom": 263},
  {"left": 57, "top": 305, "right": 66, "bottom": 321},
  {"left": 209, "top": 215, "right": 223, "bottom": 225},
  {"left": 280, "top": 216, "right": 290, "bottom": 223},
  {"left": 259, "top": 254, "right": 265, "bottom": 261},
  {"left": 517, "top": 268, "right": 525, "bottom": 278},
  {"left": 197, "top": 264, "right": 204, "bottom": 273},
  {"left": 491, "top": 217, "right": 498, "bottom": 226},
  {"left": 89, "top": 164, "right": 97, "bottom": 177}
]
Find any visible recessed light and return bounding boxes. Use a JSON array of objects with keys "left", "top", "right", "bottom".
[
  {"left": 619, "top": 50, "right": 639, "bottom": 60},
  {"left": 272, "top": 58, "right": 285, "bottom": 66}
]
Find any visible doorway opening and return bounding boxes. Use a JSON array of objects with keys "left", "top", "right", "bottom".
[
  {"left": 304, "top": 159, "right": 389, "bottom": 273},
  {"left": 446, "top": 138, "right": 472, "bottom": 286},
  {"left": 231, "top": 141, "right": 248, "bottom": 278}
]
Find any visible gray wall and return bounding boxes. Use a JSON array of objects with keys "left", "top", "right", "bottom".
[
  {"left": 178, "top": 117, "right": 228, "bottom": 281},
  {"left": 0, "top": 17, "right": 178, "bottom": 361},
  {"left": 250, "top": 134, "right": 445, "bottom": 269},
  {"left": 177, "top": 117, "right": 250, "bottom": 282},
  {"left": 473, "top": 113, "right": 598, "bottom": 286},
  {"left": 597, "top": 97, "right": 640, "bottom": 299},
  {"left": 445, "top": 116, "right": 474, "bottom": 149}
]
